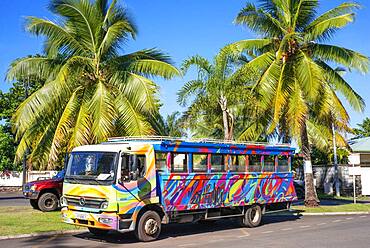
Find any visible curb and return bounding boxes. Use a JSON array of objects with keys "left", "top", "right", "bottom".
[
  {"left": 296, "top": 211, "right": 370, "bottom": 216},
  {"left": 0, "top": 229, "right": 86, "bottom": 241}
]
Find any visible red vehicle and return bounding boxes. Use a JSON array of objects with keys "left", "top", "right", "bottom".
[{"left": 23, "top": 170, "right": 64, "bottom": 211}]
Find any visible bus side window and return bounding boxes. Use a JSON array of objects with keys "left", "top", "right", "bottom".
[
  {"left": 237, "top": 155, "right": 247, "bottom": 172},
  {"left": 229, "top": 155, "right": 240, "bottom": 172},
  {"left": 121, "top": 155, "right": 130, "bottom": 181},
  {"left": 155, "top": 152, "right": 167, "bottom": 172},
  {"left": 137, "top": 155, "right": 146, "bottom": 178},
  {"left": 192, "top": 154, "right": 208, "bottom": 172},
  {"left": 263, "top": 155, "right": 275, "bottom": 172},
  {"left": 277, "top": 155, "right": 290, "bottom": 172},
  {"left": 210, "top": 154, "right": 224, "bottom": 172},
  {"left": 249, "top": 155, "right": 261, "bottom": 172},
  {"left": 171, "top": 153, "right": 187, "bottom": 173}
]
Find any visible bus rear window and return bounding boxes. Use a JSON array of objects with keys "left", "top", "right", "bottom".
[{"left": 193, "top": 154, "right": 208, "bottom": 172}]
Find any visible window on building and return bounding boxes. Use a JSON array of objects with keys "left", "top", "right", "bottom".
[
  {"left": 210, "top": 154, "right": 225, "bottom": 172},
  {"left": 263, "top": 155, "right": 275, "bottom": 172},
  {"left": 171, "top": 153, "right": 187, "bottom": 172},
  {"left": 249, "top": 154, "right": 262, "bottom": 172},
  {"left": 155, "top": 152, "right": 168, "bottom": 171},
  {"left": 193, "top": 154, "right": 208, "bottom": 172},
  {"left": 277, "top": 155, "right": 290, "bottom": 172}
]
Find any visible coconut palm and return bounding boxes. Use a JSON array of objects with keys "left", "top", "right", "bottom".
[
  {"left": 6, "top": 0, "right": 180, "bottom": 169},
  {"left": 230, "top": 0, "right": 369, "bottom": 206},
  {"left": 178, "top": 48, "right": 258, "bottom": 140}
]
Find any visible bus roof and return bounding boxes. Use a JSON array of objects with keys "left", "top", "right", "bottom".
[{"left": 106, "top": 136, "right": 295, "bottom": 155}]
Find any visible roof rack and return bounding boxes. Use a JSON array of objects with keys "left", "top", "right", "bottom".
[{"left": 106, "top": 136, "right": 291, "bottom": 147}]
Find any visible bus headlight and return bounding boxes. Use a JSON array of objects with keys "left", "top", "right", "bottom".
[{"left": 100, "top": 201, "right": 109, "bottom": 209}]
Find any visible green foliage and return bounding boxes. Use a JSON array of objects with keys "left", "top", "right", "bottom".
[
  {"left": 178, "top": 48, "right": 262, "bottom": 140},
  {"left": 230, "top": 0, "right": 368, "bottom": 146},
  {"left": 7, "top": 0, "right": 180, "bottom": 170},
  {"left": 311, "top": 146, "right": 349, "bottom": 165},
  {"left": 0, "top": 125, "right": 18, "bottom": 171},
  {"left": 354, "top": 117, "right": 370, "bottom": 137}
]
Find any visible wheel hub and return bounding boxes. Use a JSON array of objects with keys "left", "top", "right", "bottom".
[{"left": 144, "top": 218, "right": 159, "bottom": 235}]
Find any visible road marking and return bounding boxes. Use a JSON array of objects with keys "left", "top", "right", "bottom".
[
  {"left": 208, "top": 239, "right": 225, "bottom": 243},
  {"left": 299, "top": 225, "right": 310, "bottom": 228},
  {"left": 317, "top": 222, "right": 327, "bottom": 226},
  {"left": 346, "top": 217, "right": 353, "bottom": 220},
  {"left": 178, "top": 244, "right": 196, "bottom": 247},
  {"left": 332, "top": 219, "right": 342, "bottom": 223},
  {"left": 238, "top": 229, "right": 250, "bottom": 238},
  {"left": 360, "top": 216, "right": 367, "bottom": 218},
  {"left": 281, "top": 228, "right": 292, "bottom": 231},
  {"left": 261, "top": 230, "right": 274, "bottom": 234}
]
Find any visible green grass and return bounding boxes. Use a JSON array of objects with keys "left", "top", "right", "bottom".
[
  {"left": 317, "top": 193, "right": 370, "bottom": 202},
  {"left": 293, "top": 204, "right": 370, "bottom": 213},
  {"left": 0, "top": 207, "right": 83, "bottom": 236}
]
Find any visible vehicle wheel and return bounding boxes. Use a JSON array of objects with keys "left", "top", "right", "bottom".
[
  {"left": 88, "top": 227, "right": 109, "bottom": 236},
  {"left": 37, "top": 193, "right": 58, "bottom": 212},
  {"left": 239, "top": 205, "right": 262, "bottom": 228},
  {"left": 135, "top": 210, "right": 162, "bottom": 242},
  {"left": 30, "top": 199, "right": 39, "bottom": 210}
]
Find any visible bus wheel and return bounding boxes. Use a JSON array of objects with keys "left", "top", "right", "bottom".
[
  {"left": 135, "top": 210, "right": 161, "bottom": 242},
  {"left": 88, "top": 227, "right": 109, "bottom": 236},
  {"left": 240, "top": 205, "right": 262, "bottom": 228}
]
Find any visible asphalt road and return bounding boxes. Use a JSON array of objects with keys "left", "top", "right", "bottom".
[
  {"left": 2, "top": 214, "right": 370, "bottom": 248},
  {"left": 0, "top": 192, "right": 29, "bottom": 207}
]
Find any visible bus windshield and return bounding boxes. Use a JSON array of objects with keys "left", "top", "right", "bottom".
[{"left": 65, "top": 152, "right": 118, "bottom": 185}]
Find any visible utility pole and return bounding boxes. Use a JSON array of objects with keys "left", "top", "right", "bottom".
[
  {"left": 332, "top": 122, "right": 340, "bottom": 197},
  {"left": 21, "top": 79, "right": 29, "bottom": 189}
]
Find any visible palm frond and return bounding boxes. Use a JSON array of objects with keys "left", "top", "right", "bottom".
[{"left": 310, "top": 43, "right": 369, "bottom": 73}]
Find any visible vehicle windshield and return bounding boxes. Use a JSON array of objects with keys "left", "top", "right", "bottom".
[
  {"left": 65, "top": 152, "right": 118, "bottom": 185},
  {"left": 53, "top": 169, "right": 65, "bottom": 179}
]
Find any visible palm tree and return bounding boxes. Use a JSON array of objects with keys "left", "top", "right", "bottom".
[
  {"left": 230, "top": 0, "right": 369, "bottom": 206},
  {"left": 6, "top": 0, "right": 180, "bottom": 169},
  {"left": 178, "top": 48, "right": 257, "bottom": 140}
]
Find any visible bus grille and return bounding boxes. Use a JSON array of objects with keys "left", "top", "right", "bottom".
[{"left": 65, "top": 195, "right": 106, "bottom": 209}]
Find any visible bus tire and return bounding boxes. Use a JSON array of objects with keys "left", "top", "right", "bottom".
[
  {"left": 135, "top": 210, "right": 162, "bottom": 242},
  {"left": 240, "top": 205, "right": 262, "bottom": 228},
  {"left": 88, "top": 227, "right": 109, "bottom": 236},
  {"left": 38, "top": 193, "right": 58, "bottom": 212}
]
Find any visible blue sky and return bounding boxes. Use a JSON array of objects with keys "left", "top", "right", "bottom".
[{"left": 0, "top": 0, "right": 369, "bottom": 127}]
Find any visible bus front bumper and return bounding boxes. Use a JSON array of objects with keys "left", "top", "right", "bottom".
[{"left": 61, "top": 207, "right": 120, "bottom": 231}]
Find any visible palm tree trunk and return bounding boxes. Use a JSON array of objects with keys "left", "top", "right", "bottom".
[
  {"left": 300, "top": 120, "right": 319, "bottom": 207},
  {"left": 219, "top": 95, "right": 232, "bottom": 140}
]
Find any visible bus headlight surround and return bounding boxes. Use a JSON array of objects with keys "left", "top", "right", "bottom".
[{"left": 100, "top": 201, "right": 109, "bottom": 209}]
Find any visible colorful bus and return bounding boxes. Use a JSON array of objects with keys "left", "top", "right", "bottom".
[{"left": 61, "top": 137, "right": 297, "bottom": 241}]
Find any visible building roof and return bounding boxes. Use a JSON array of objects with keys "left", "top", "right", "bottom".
[{"left": 348, "top": 137, "right": 370, "bottom": 153}]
